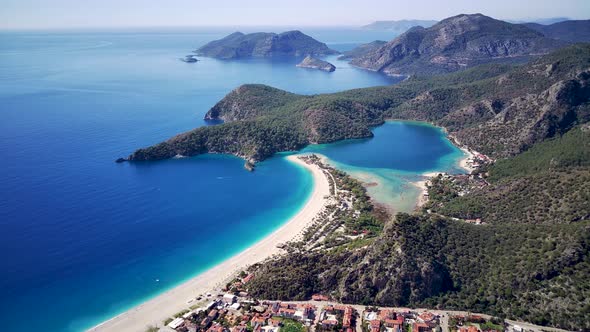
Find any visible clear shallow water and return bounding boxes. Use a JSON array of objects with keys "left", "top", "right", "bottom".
[
  {"left": 303, "top": 121, "right": 466, "bottom": 211},
  {"left": 0, "top": 28, "right": 460, "bottom": 332}
]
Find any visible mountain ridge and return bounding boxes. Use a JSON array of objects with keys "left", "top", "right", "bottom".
[
  {"left": 361, "top": 19, "right": 438, "bottom": 32},
  {"left": 350, "top": 13, "right": 567, "bottom": 75},
  {"left": 524, "top": 20, "right": 590, "bottom": 43}
]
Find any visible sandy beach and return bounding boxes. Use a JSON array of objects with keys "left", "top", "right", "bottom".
[
  {"left": 88, "top": 155, "right": 330, "bottom": 332},
  {"left": 458, "top": 147, "right": 475, "bottom": 173},
  {"left": 413, "top": 172, "right": 440, "bottom": 209}
]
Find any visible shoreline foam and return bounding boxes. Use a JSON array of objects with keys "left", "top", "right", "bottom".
[{"left": 88, "top": 155, "right": 330, "bottom": 332}]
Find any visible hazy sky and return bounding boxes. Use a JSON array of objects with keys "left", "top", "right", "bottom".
[{"left": 1, "top": 0, "right": 589, "bottom": 29}]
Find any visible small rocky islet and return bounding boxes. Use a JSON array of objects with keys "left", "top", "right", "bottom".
[
  {"left": 180, "top": 54, "right": 199, "bottom": 63},
  {"left": 296, "top": 55, "right": 336, "bottom": 72}
]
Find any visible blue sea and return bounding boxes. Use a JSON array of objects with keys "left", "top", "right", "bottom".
[{"left": 0, "top": 27, "right": 464, "bottom": 332}]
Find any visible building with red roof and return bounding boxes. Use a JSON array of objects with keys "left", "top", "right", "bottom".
[
  {"left": 413, "top": 322, "right": 431, "bottom": 332},
  {"left": 370, "top": 319, "right": 381, "bottom": 332},
  {"left": 312, "top": 294, "right": 330, "bottom": 301}
]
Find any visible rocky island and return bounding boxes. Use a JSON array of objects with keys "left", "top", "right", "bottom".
[
  {"left": 296, "top": 55, "right": 336, "bottom": 72},
  {"left": 195, "top": 30, "right": 338, "bottom": 59}
]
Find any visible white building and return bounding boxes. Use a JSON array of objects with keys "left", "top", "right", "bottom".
[
  {"left": 223, "top": 293, "right": 237, "bottom": 304},
  {"left": 168, "top": 317, "right": 185, "bottom": 329}
]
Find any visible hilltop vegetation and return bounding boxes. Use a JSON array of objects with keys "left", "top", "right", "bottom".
[
  {"left": 248, "top": 211, "right": 590, "bottom": 330},
  {"left": 126, "top": 44, "right": 590, "bottom": 163},
  {"left": 425, "top": 126, "right": 590, "bottom": 225}
]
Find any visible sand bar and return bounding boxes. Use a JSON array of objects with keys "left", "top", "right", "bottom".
[{"left": 88, "top": 155, "right": 330, "bottom": 332}]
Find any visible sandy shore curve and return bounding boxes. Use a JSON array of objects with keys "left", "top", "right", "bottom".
[{"left": 88, "top": 155, "right": 330, "bottom": 332}]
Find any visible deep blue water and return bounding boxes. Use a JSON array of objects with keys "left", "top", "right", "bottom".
[
  {"left": 303, "top": 121, "right": 463, "bottom": 172},
  {"left": 0, "top": 28, "right": 461, "bottom": 332}
]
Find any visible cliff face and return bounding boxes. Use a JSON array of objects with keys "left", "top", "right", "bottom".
[
  {"left": 296, "top": 56, "right": 336, "bottom": 72},
  {"left": 195, "top": 30, "right": 339, "bottom": 59},
  {"left": 350, "top": 14, "right": 567, "bottom": 75}
]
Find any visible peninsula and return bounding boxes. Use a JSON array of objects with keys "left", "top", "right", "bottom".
[
  {"left": 296, "top": 56, "right": 336, "bottom": 72},
  {"left": 121, "top": 44, "right": 590, "bottom": 164},
  {"left": 195, "top": 30, "right": 338, "bottom": 59}
]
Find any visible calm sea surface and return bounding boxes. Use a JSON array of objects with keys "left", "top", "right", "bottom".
[{"left": 0, "top": 27, "right": 462, "bottom": 331}]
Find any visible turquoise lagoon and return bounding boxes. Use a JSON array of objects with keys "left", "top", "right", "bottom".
[{"left": 304, "top": 121, "right": 466, "bottom": 211}]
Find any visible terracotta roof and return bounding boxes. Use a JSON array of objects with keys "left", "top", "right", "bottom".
[
  {"left": 418, "top": 312, "right": 435, "bottom": 322},
  {"left": 322, "top": 319, "right": 338, "bottom": 326},
  {"left": 242, "top": 274, "right": 254, "bottom": 283},
  {"left": 312, "top": 294, "right": 330, "bottom": 301}
]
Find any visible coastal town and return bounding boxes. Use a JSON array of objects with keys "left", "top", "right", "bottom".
[{"left": 157, "top": 286, "right": 558, "bottom": 332}]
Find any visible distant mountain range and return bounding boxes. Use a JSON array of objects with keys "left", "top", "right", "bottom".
[
  {"left": 524, "top": 20, "right": 590, "bottom": 43},
  {"left": 509, "top": 17, "right": 571, "bottom": 25},
  {"left": 350, "top": 13, "right": 567, "bottom": 75},
  {"left": 195, "top": 30, "right": 338, "bottom": 59},
  {"left": 337, "top": 40, "right": 387, "bottom": 60},
  {"left": 361, "top": 19, "right": 438, "bottom": 32}
]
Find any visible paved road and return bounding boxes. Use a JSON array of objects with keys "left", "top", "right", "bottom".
[{"left": 281, "top": 301, "right": 571, "bottom": 332}]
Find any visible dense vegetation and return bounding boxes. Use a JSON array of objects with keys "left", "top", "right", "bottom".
[
  {"left": 249, "top": 214, "right": 590, "bottom": 330},
  {"left": 126, "top": 44, "right": 590, "bottom": 163},
  {"left": 427, "top": 126, "right": 590, "bottom": 225}
]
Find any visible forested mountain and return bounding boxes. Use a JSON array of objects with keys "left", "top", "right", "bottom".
[
  {"left": 350, "top": 14, "right": 566, "bottom": 75},
  {"left": 123, "top": 44, "right": 590, "bottom": 163},
  {"left": 195, "top": 30, "right": 338, "bottom": 59},
  {"left": 426, "top": 126, "right": 590, "bottom": 225}
]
